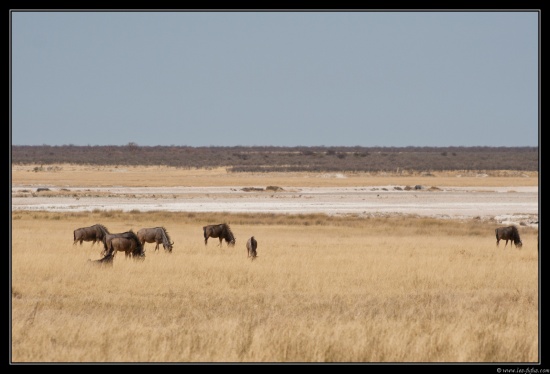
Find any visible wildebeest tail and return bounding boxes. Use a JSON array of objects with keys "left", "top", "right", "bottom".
[{"left": 127, "top": 233, "right": 144, "bottom": 255}]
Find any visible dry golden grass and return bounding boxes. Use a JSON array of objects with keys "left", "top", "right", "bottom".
[
  {"left": 11, "top": 211, "right": 539, "bottom": 363},
  {"left": 12, "top": 164, "right": 538, "bottom": 188}
]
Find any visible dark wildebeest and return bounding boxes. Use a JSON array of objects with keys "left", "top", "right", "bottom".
[
  {"left": 203, "top": 223, "right": 236, "bottom": 247},
  {"left": 87, "top": 253, "right": 114, "bottom": 267},
  {"left": 103, "top": 230, "right": 145, "bottom": 259},
  {"left": 495, "top": 226, "right": 523, "bottom": 249},
  {"left": 246, "top": 236, "right": 258, "bottom": 260},
  {"left": 73, "top": 224, "right": 110, "bottom": 246},
  {"left": 137, "top": 227, "right": 174, "bottom": 253}
]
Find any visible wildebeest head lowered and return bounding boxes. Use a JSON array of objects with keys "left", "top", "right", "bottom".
[
  {"left": 73, "top": 224, "right": 110, "bottom": 246},
  {"left": 246, "top": 236, "right": 258, "bottom": 260},
  {"left": 103, "top": 230, "right": 145, "bottom": 259},
  {"left": 137, "top": 227, "right": 174, "bottom": 252},
  {"left": 203, "top": 223, "right": 236, "bottom": 247},
  {"left": 495, "top": 226, "right": 522, "bottom": 249}
]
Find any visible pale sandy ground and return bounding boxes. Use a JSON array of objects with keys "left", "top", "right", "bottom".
[
  {"left": 11, "top": 164, "right": 539, "bottom": 226},
  {"left": 11, "top": 185, "right": 539, "bottom": 228}
]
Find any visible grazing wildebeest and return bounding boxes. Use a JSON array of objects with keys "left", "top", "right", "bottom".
[
  {"left": 246, "top": 236, "right": 258, "bottom": 260},
  {"left": 103, "top": 231, "right": 145, "bottom": 259},
  {"left": 87, "top": 253, "right": 114, "bottom": 267},
  {"left": 495, "top": 226, "right": 523, "bottom": 248},
  {"left": 137, "top": 227, "right": 174, "bottom": 252},
  {"left": 73, "top": 224, "right": 110, "bottom": 246},
  {"left": 203, "top": 223, "right": 236, "bottom": 247}
]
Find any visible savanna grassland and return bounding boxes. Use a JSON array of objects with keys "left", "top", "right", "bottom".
[
  {"left": 11, "top": 149, "right": 540, "bottom": 363},
  {"left": 11, "top": 210, "right": 539, "bottom": 363}
]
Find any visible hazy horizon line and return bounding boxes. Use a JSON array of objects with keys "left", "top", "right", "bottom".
[{"left": 10, "top": 144, "right": 539, "bottom": 148}]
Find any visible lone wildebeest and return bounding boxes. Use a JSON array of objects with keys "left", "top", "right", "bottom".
[
  {"left": 103, "top": 230, "right": 145, "bottom": 259},
  {"left": 73, "top": 224, "right": 110, "bottom": 246},
  {"left": 495, "top": 226, "right": 523, "bottom": 249},
  {"left": 246, "top": 236, "right": 258, "bottom": 260},
  {"left": 137, "top": 227, "right": 174, "bottom": 253},
  {"left": 203, "top": 223, "right": 236, "bottom": 247}
]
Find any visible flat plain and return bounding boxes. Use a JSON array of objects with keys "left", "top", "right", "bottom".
[
  {"left": 10, "top": 164, "right": 540, "bottom": 363},
  {"left": 11, "top": 165, "right": 538, "bottom": 224}
]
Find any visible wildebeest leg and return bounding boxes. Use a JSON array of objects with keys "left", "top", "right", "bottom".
[
  {"left": 103, "top": 243, "right": 112, "bottom": 257},
  {"left": 219, "top": 237, "right": 223, "bottom": 247}
]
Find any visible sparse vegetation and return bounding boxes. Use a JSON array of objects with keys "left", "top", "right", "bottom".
[{"left": 11, "top": 145, "right": 539, "bottom": 172}]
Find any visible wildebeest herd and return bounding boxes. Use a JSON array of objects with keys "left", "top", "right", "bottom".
[
  {"left": 81, "top": 222, "right": 525, "bottom": 266},
  {"left": 79, "top": 223, "right": 258, "bottom": 266}
]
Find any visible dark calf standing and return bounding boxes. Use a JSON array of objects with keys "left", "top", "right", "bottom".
[
  {"left": 495, "top": 226, "right": 523, "bottom": 248},
  {"left": 246, "top": 236, "right": 258, "bottom": 259}
]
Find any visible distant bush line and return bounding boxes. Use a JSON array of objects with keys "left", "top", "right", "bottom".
[{"left": 11, "top": 145, "right": 539, "bottom": 173}]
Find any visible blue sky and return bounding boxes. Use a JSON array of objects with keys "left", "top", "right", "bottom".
[{"left": 10, "top": 10, "right": 539, "bottom": 147}]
